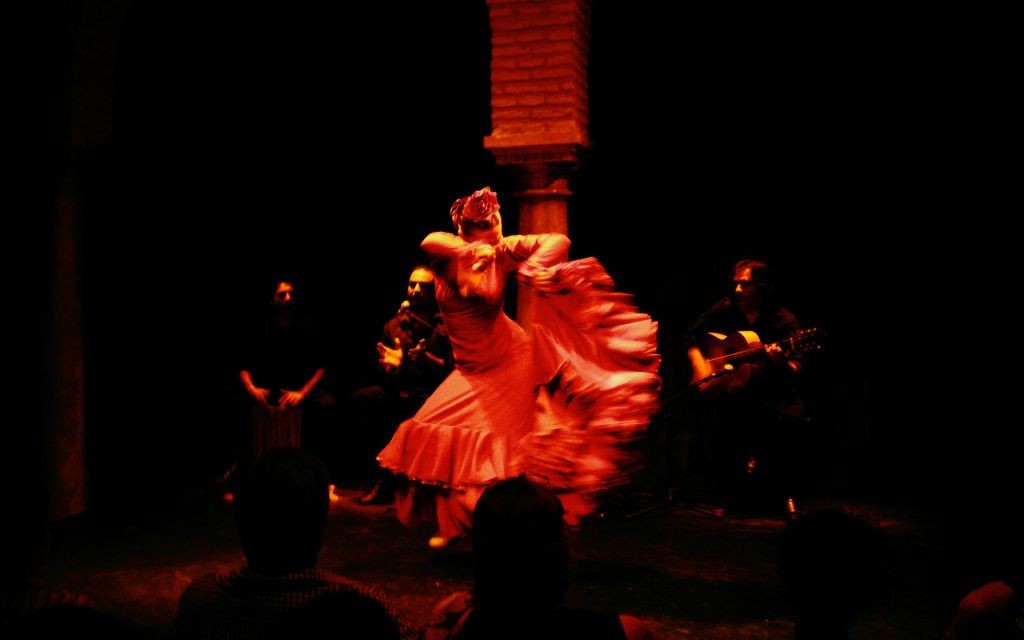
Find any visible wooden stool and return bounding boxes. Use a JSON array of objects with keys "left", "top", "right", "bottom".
[{"left": 251, "top": 405, "right": 302, "bottom": 459}]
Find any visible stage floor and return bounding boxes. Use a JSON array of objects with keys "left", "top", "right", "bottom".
[{"left": 38, "top": 481, "right": 996, "bottom": 639}]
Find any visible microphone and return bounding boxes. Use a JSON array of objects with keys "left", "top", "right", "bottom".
[{"left": 398, "top": 299, "right": 433, "bottom": 331}]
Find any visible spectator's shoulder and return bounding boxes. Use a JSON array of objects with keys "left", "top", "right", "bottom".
[
  {"left": 314, "top": 569, "right": 421, "bottom": 640},
  {"left": 423, "top": 591, "right": 473, "bottom": 640}
]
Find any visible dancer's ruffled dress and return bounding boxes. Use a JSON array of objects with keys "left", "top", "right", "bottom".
[{"left": 377, "top": 232, "right": 661, "bottom": 539}]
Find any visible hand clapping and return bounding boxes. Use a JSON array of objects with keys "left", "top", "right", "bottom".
[
  {"left": 407, "top": 339, "right": 427, "bottom": 362},
  {"left": 377, "top": 337, "right": 404, "bottom": 372}
]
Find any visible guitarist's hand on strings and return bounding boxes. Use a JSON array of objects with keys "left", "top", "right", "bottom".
[
  {"left": 687, "top": 347, "right": 740, "bottom": 393},
  {"left": 688, "top": 347, "right": 714, "bottom": 384}
]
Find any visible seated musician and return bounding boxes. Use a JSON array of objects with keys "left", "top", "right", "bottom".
[
  {"left": 349, "top": 265, "right": 454, "bottom": 505},
  {"left": 236, "top": 276, "right": 336, "bottom": 493},
  {"left": 682, "top": 258, "right": 815, "bottom": 517}
]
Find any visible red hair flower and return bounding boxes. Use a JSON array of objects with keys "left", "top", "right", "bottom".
[{"left": 450, "top": 186, "right": 500, "bottom": 227}]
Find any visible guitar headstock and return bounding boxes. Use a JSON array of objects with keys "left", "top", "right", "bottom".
[{"left": 783, "top": 327, "right": 825, "bottom": 357}]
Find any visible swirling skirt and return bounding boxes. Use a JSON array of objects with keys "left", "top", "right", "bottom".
[{"left": 377, "top": 257, "right": 661, "bottom": 538}]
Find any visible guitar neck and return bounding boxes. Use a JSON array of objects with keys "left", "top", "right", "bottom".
[{"left": 707, "top": 343, "right": 770, "bottom": 366}]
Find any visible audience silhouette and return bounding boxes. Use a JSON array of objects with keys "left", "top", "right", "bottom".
[
  {"left": 174, "top": 446, "right": 417, "bottom": 639},
  {"left": 266, "top": 588, "right": 403, "bottom": 639},
  {"left": 0, "top": 478, "right": 118, "bottom": 638},
  {"left": 423, "top": 475, "right": 659, "bottom": 639},
  {"left": 946, "top": 524, "right": 1024, "bottom": 640},
  {"left": 778, "top": 508, "right": 885, "bottom": 640}
]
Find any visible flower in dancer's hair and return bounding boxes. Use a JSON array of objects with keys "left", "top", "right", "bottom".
[{"left": 450, "top": 186, "right": 499, "bottom": 227}]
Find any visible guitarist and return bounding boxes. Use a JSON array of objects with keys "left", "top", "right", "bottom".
[{"left": 682, "top": 258, "right": 809, "bottom": 518}]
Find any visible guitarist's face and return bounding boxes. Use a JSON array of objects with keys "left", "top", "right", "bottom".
[{"left": 733, "top": 267, "right": 761, "bottom": 313}]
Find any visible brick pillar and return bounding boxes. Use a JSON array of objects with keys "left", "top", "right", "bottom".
[{"left": 483, "top": 0, "right": 592, "bottom": 326}]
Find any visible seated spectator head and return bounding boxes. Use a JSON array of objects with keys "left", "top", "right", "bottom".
[
  {"left": 233, "top": 446, "right": 330, "bottom": 575},
  {"left": 471, "top": 475, "right": 570, "bottom": 612},
  {"left": 779, "top": 508, "right": 885, "bottom": 637}
]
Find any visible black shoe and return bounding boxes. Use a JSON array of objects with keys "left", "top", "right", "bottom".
[{"left": 357, "top": 480, "right": 392, "bottom": 505}]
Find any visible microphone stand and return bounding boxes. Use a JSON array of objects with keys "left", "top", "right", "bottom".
[
  {"left": 398, "top": 303, "right": 435, "bottom": 332},
  {"left": 625, "top": 367, "right": 736, "bottom": 520}
]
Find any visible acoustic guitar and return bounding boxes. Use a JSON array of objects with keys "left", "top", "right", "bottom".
[{"left": 691, "top": 327, "right": 824, "bottom": 387}]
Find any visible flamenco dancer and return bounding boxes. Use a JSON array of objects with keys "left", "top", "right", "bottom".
[{"left": 377, "top": 186, "right": 661, "bottom": 548}]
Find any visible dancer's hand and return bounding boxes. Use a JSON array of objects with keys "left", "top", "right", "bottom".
[
  {"left": 470, "top": 243, "right": 495, "bottom": 272},
  {"left": 520, "top": 265, "right": 566, "bottom": 295}
]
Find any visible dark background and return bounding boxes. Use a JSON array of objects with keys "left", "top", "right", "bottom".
[{"left": 3, "top": 2, "right": 1016, "bottom": 516}]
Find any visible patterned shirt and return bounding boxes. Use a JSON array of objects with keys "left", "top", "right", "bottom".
[
  {"left": 174, "top": 567, "right": 418, "bottom": 640},
  {"left": 423, "top": 591, "right": 627, "bottom": 640},
  {"left": 1, "top": 580, "right": 97, "bottom": 635}
]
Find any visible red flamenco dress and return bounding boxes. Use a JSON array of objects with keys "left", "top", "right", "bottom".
[{"left": 376, "top": 232, "right": 661, "bottom": 539}]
